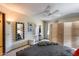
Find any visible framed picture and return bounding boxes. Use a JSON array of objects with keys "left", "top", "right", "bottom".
[
  {"left": 28, "top": 23, "right": 33, "bottom": 32},
  {"left": 27, "top": 22, "right": 36, "bottom": 34},
  {"left": 16, "top": 22, "right": 24, "bottom": 41}
]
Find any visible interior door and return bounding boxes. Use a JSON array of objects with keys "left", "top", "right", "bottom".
[{"left": 0, "top": 13, "right": 5, "bottom": 55}]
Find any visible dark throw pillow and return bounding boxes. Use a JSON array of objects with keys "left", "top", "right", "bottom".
[{"left": 37, "top": 41, "right": 52, "bottom": 46}]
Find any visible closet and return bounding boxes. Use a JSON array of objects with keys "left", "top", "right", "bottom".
[{"left": 0, "top": 12, "right": 5, "bottom": 55}]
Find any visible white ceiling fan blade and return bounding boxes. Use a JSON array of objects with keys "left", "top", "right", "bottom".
[{"left": 48, "top": 10, "right": 59, "bottom": 16}]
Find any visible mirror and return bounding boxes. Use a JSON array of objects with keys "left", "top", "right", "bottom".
[{"left": 16, "top": 22, "right": 24, "bottom": 41}]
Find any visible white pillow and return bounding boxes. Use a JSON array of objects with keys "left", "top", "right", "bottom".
[{"left": 39, "top": 39, "right": 50, "bottom": 42}]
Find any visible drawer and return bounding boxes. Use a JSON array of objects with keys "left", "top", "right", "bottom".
[
  {"left": 0, "top": 51, "right": 3, "bottom": 56},
  {"left": 0, "top": 39, "right": 3, "bottom": 41},
  {"left": 0, "top": 47, "right": 3, "bottom": 50},
  {"left": 0, "top": 47, "right": 3, "bottom": 56},
  {"left": 0, "top": 42, "right": 3, "bottom": 46}
]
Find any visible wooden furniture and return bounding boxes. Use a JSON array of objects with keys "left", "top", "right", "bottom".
[{"left": 0, "top": 13, "right": 5, "bottom": 55}]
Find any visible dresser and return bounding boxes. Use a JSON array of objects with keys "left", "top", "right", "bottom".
[{"left": 0, "top": 13, "right": 5, "bottom": 56}]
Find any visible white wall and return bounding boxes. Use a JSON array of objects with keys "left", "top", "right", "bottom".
[{"left": 0, "top": 5, "right": 43, "bottom": 52}]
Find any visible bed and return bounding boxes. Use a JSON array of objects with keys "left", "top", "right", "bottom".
[{"left": 16, "top": 40, "right": 74, "bottom": 56}]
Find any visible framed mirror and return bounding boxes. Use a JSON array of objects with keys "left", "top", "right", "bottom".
[{"left": 16, "top": 22, "right": 24, "bottom": 41}]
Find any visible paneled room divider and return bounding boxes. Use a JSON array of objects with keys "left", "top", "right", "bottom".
[
  {"left": 49, "top": 22, "right": 64, "bottom": 45},
  {"left": 49, "top": 21, "right": 79, "bottom": 48},
  {"left": 57, "top": 23, "right": 64, "bottom": 45},
  {"left": 72, "top": 22, "right": 79, "bottom": 48}
]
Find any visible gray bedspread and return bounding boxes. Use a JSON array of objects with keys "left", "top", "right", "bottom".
[{"left": 16, "top": 44, "right": 73, "bottom": 56}]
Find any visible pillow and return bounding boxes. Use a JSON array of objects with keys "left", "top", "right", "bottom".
[
  {"left": 73, "top": 48, "right": 79, "bottom": 56},
  {"left": 52, "top": 42, "right": 58, "bottom": 45},
  {"left": 63, "top": 46, "right": 75, "bottom": 54},
  {"left": 37, "top": 41, "right": 52, "bottom": 46},
  {"left": 63, "top": 50, "right": 72, "bottom": 56},
  {"left": 39, "top": 39, "right": 50, "bottom": 42}
]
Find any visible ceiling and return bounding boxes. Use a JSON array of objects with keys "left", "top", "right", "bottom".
[{"left": 1, "top": 3, "right": 79, "bottom": 21}]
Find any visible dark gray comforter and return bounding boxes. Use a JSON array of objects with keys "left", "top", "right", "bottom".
[{"left": 16, "top": 44, "right": 73, "bottom": 56}]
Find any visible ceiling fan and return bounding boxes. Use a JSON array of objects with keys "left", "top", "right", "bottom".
[{"left": 36, "top": 5, "right": 59, "bottom": 17}]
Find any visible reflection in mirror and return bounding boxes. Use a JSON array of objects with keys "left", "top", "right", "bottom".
[{"left": 16, "top": 22, "right": 24, "bottom": 41}]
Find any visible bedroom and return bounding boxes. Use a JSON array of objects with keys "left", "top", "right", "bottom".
[{"left": 0, "top": 3, "right": 79, "bottom": 56}]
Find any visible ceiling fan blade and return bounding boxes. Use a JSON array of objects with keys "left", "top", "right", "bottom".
[
  {"left": 48, "top": 10, "right": 59, "bottom": 16},
  {"left": 34, "top": 5, "right": 59, "bottom": 17},
  {"left": 51, "top": 10, "right": 59, "bottom": 14},
  {"left": 38, "top": 5, "right": 51, "bottom": 14},
  {"left": 45, "top": 5, "right": 51, "bottom": 10}
]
